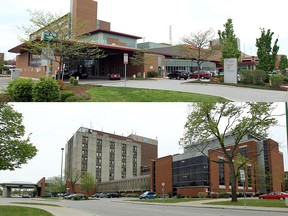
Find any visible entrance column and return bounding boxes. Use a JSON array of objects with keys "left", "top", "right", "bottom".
[{"left": 3, "top": 186, "right": 11, "bottom": 198}]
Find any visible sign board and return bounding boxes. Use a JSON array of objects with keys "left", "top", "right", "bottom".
[
  {"left": 240, "top": 170, "right": 245, "bottom": 182},
  {"left": 224, "top": 58, "right": 238, "bottom": 84},
  {"left": 124, "top": 53, "right": 128, "bottom": 65},
  {"left": 41, "top": 31, "right": 57, "bottom": 41}
]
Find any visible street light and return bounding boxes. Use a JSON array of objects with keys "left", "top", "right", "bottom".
[{"left": 60, "top": 148, "right": 64, "bottom": 196}]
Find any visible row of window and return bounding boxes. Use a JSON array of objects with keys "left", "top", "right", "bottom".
[{"left": 81, "top": 136, "right": 139, "bottom": 181}]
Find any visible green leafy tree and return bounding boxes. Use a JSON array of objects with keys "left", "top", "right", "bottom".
[
  {"left": 256, "top": 28, "right": 279, "bottom": 72},
  {"left": 46, "top": 176, "right": 65, "bottom": 195},
  {"left": 0, "top": 103, "right": 38, "bottom": 170},
  {"left": 181, "top": 28, "right": 219, "bottom": 79},
  {"left": 180, "top": 103, "right": 278, "bottom": 202},
  {"left": 279, "top": 55, "right": 288, "bottom": 72},
  {"left": 81, "top": 172, "right": 96, "bottom": 194},
  {"left": 218, "top": 18, "right": 241, "bottom": 64},
  {"left": 19, "top": 10, "right": 106, "bottom": 79}
]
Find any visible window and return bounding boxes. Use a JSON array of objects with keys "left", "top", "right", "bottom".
[
  {"left": 96, "top": 139, "right": 102, "bottom": 182},
  {"left": 219, "top": 159, "right": 225, "bottom": 186},
  {"left": 133, "top": 146, "right": 138, "bottom": 176},
  {"left": 109, "top": 142, "right": 115, "bottom": 180},
  {"left": 121, "top": 144, "right": 127, "bottom": 179},
  {"left": 172, "top": 156, "right": 209, "bottom": 187}
]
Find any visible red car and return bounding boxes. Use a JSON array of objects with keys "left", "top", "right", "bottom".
[
  {"left": 108, "top": 73, "right": 121, "bottom": 80},
  {"left": 259, "top": 192, "right": 288, "bottom": 200},
  {"left": 190, "top": 70, "right": 211, "bottom": 79}
]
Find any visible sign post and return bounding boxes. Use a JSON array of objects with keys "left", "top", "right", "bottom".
[
  {"left": 240, "top": 170, "right": 246, "bottom": 208},
  {"left": 162, "top": 182, "right": 165, "bottom": 204},
  {"left": 124, "top": 53, "right": 128, "bottom": 87}
]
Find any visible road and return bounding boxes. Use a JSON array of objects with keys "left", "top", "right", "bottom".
[{"left": 1, "top": 197, "right": 287, "bottom": 216}]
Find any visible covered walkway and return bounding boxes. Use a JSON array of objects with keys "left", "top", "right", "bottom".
[{"left": 0, "top": 181, "right": 38, "bottom": 198}]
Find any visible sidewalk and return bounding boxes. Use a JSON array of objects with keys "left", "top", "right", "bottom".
[
  {"left": 174, "top": 198, "right": 288, "bottom": 213},
  {"left": 119, "top": 198, "right": 288, "bottom": 213}
]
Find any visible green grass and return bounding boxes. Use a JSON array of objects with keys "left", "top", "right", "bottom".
[
  {"left": 10, "top": 202, "right": 61, "bottom": 207},
  {"left": 86, "top": 86, "right": 229, "bottom": 102},
  {"left": 205, "top": 199, "right": 288, "bottom": 208},
  {"left": 0, "top": 206, "right": 53, "bottom": 216},
  {"left": 130, "top": 198, "right": 207, "bottom": 203}
]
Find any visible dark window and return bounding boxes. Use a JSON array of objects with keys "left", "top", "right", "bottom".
[
  {"left": 172, "top": 156, "right": 209, "bottom": 188},
  {"left": 219, "top": 159, "right": 225, "bottom": 186}
]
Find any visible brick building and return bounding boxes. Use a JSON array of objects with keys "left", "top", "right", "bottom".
[
  {"left": 65, "top": 127, "right": 157, "bottom": 194},
  {"left": 150, "top": 134, "right": 284, "bottom": 197}
]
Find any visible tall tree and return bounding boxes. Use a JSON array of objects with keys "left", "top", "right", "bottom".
[
  {"left": 19, "top": 10, "right": 106, "bottom": 79},
  {"left": 81, "top": 172, "right": 96, "bottom": 194},
  {"left": 218, "top": 18, "right": 241, "bottom": 64},
  {"left": 0, "top": 103, "right": 37, "bottom": 170},
  {"left": 181, "top": 28, "right": 219, "bottom": 79},
  {"left": 65, "top": 169, "right": 82, "bottom": 193},
  {"left": 180, "top": 102, "right": 278, "bottom": 202},
  {"left": 256, "top": 28, "right": 279, "bottom": 72},
  {"left": 279, "top": 55, "right": 288, "bottom": 72}
]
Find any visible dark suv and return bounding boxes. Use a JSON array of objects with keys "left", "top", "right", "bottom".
[{"left": 168, "top": 70, "right": 189, "bottom": 80}]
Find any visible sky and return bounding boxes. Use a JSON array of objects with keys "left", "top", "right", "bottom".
[
  {"left": 1, "top": 0, "right": 288, "bottom": 60},
  {"left": 0, "top": 102, "right": 287, "bottom": 184}
]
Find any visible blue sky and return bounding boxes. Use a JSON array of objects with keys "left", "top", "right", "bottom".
[{"left": 1, "top": 0, "right": 287, "bottom": 60}]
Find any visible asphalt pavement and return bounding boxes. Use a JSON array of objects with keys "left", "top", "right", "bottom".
[
  {"left": 1, "top": 76, "right": 288, "bottom": 101},
  {"left": 1, "top": 197, "right": 288, "bottom": 216},
  {"left": 78, "top": 78, "right": 288, "bottom": 102}
]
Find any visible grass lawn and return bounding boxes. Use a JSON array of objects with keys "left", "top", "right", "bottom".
[
  {"left": 204, "top": 199, "right": 288, "bottom": 208},
  {"left": 86, "top": 86, "right": 229, "bottom": 102},
  {"left": 130, "top": 198, "right": 208, "bottom": 203},
  {"left": 0, "top": 206, "right": 53, "bottom": 216}
]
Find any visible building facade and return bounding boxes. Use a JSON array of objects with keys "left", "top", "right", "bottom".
[
  {"left": 150, "top": 134, "right": 284, "bottom": 197},
  {"left": 65, "top": 127, "right": 157, "bottom": 193}
]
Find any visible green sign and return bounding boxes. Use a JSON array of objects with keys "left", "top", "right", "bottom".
[{"left": 41, "top": 31, "right": 57, "bottom": 41}]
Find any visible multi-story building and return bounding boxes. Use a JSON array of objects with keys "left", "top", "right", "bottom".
[
  {"left": 150, "top": 134, "right": 284, "bottom": 197},
  {"left": 65, "top": 127, "right": 157, "bottom": 193}
]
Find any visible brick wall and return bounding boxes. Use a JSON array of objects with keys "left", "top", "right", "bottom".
[
  {"left": 154, "top": 156, "right": 173, "bottom": 194},
  {"left": 267, "top": 139, "right": 284, "bottom": 191},
  {"left": 72, "top": 0, "right": 98, "bottom": 37},
  {"left": 177, "top": 187, "right": 208, "bottom": 197}
]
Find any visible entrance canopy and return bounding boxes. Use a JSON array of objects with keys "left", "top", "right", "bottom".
[{"left": 0, "top": 181, "right": 37, "bottom": 198}]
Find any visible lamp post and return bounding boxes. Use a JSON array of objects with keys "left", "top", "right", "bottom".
[{"left": 60, "top": 148, "right": 64, "bottom": 196}]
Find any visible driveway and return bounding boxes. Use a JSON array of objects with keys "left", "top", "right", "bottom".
[
  {"left": 79, "top": 79, "right": 288, "bottom": 102},
  {"left": 1, "top": 76, "right": 287, "bottom": 102}
]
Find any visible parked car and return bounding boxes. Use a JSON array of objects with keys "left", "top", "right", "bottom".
[
  {"left": 106, "top": 192, "right": 121, "bottom": 198},
  {"left": 55, "top": 69, "right": 71, "bottom": 79},
  {"left": 70, "top": 70, "right": 89, "bottom": 79},
  {"left": 98, "top": 192, "right": 108, "bottom": 198},
  {"left": 22, "top": 194, "right": 31, "bottom": 198},
  {"left": 139, "top": 191, "right": 156, "bottom": 199},
  {"left": 167, "top": 70, "right": 189, "bottom": 80},
  {"left": 72, "top": 193, "right": 85, "bottom": 200},
  {"left": 190, "top": 70, "right": 211, "bottom": 79},
  {"left": 259, "top": 192, "right": 288, "bottom": 200},
  {"left": 108, "top": 73, "right": 121, "bottom": 80},
  {"left": 63, "top": 193, "right": 75, "bottom": 199},
  {"left": 91, "top": 192, "right": 102, "bottom": 198},
  {"left": 208, "top": 71, "right": 217, "bottom": 77}
]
